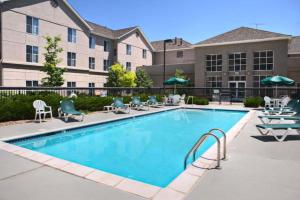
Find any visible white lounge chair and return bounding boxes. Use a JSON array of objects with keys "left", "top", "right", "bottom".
[
  {"left": 33, "top": 100, "right": 53, "bottom": 123},
  {"left": 256, "top": 122, "right": 300, "bottom": 142}
]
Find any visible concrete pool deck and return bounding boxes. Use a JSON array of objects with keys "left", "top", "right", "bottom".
[{"left": 0, "top": 104, "right": 299, "bottom": 200}]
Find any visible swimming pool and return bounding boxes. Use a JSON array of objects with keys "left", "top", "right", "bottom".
[{"left": 9, "top": 108, "right": 246, "bottom": 187}]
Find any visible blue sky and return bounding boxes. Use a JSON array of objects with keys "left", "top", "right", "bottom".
[{"left": 68, "top": 0, "right": 300, "bottom": 43}]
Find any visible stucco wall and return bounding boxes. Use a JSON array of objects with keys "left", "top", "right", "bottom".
[
  {"left": 194, "top": 39, "right": 289, "bottom": 87},
  {"left": 117, "top": 30, "right": 152, "bottom": 71},
  {"left": 2, "top": 66, "right": 107, "bottom": 87},
  {"left": 287, "top": 54, "right": 300, "bottom": 86},
  {"left": 153, "top": 48, "right": 195, "bottom": 65}
]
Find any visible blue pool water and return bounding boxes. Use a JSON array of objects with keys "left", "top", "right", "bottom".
[{"left": 10, "top": 109, "right": 246, "bottom": 187}]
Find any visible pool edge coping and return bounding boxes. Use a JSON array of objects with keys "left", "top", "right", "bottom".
[{"left": 0, "top": 105, "right": 254, "bottom": 200}]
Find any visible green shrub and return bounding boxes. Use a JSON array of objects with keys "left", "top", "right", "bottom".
[
  {"left": 0, "top": 93, "right": 166, "bottom": 122},
  {"left": 185, "top": 96, "right": 209, "bottom": 105},
  {"left": 73, "top": 96, "right": 113, "bottom": 112},
  {"left": 244, "top": 96, "right": 263, "bottom": 108},
  {"left": 0, "top": 93, "right": 62, "bottom": 122}
]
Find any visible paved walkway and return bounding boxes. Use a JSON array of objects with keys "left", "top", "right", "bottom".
[{"left": 0, "top": 105, "right": 299, "bottom": 200}]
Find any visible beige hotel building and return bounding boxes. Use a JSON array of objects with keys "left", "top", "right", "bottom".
[{"left": 0, "top": 0, "right": 300, "bottom": 94}]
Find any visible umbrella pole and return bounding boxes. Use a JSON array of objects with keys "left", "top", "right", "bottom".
[
  {"left": 174, "top": 84, "right": 176, "bottom": 94},
  {"left": 276, "top": 85, "right": 278, "bottom": 98}
]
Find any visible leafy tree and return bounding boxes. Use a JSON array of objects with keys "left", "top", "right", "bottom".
[
  {"left": 121, "top": 71, "right": 136, "bottom": 87},
  {"left": 106, "top": 63, "right": 126, "bottom": 87},
  {"left": 135, "top": 68, "right": 153, "bottom": 88},
  {"left": 42, "top": 36, "right": 66, "bottom": 86},
  {"left": 175, "top": 69, "right": 187, "bottom": 79}
]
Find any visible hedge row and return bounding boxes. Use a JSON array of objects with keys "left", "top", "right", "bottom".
[
  {"left": 0, "top": 93, "right": 168, "bottom": 122},
  {"left": 185, "top": 96, "right": 209, "bottom": 105},
  {"left": 244, "top": 96, "right": 264, "bottom": 108}
]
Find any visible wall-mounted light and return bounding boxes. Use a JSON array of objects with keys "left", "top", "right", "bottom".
[{"left": 51, "top": 0, "right": 58, "bottom": 8}]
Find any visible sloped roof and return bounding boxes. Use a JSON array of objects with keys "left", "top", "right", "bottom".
[
  {"left": 86, "top": 21, "right": 139, "bottom": 40},
  {"left": 86, "top": 21, "right": 115, "bottom": 39},
  {"left": 196, "top": 27, "right": 290, "bottom": 45},
  {"left": 151, "top": 39, "right": 192, "bottom": 51},
  {"left": 289, "top": 36, "right": 300, "bottom": 54},
  {"left": 114, "top": 26, "right": 138, "bottom": 38}
]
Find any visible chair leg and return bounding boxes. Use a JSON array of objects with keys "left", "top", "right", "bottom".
[
  {"left": 35, "top": 112, "right": 37, "bottom": 121},
  {"left": 271, "top": 129, "right": 290, "bottom": 142},
  {"left": 39, "top": 113, "right": 41, "bottom": 123},
  {"left": 256, "top": 127, "right": 270, "bottom": 136}
]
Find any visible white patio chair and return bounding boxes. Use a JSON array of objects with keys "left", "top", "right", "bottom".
[
  {"left": 33, "top": 100, "right": 53, "bottom": 123},
  {"left": 264, "top": 96, "right": 272, "bottom": 109},
  {"left": 180, "top": 94, "right": 186, "bottom": 105}
]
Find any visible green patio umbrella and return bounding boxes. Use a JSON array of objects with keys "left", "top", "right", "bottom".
[
  {"left": 164, "top": 76, "right": 189, "bottom": 94},
  {"left": 261, "top": 75, "right": 295, "bottom": 97}
]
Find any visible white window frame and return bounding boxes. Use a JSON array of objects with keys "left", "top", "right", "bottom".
[
  {"left": 89, "top": 36, "right": 96, "bottom": 49},
  {"left": 253, "top": 75, "right": 272, "bottom": 87},
  {"left": 89, "top": 57, "right": 95, "bottom": 69},
  {"left": 26, "top": 80, "right": 39, "bottom": 87},
  {"left": 253, "top": 50, "right": 273, "bottom": 71},
  {"left": 142, "top": 49, "right": 147, "bottom": 59},
  {"left": 67, "top": 52, "right": 76, "bottom": 67},
  {"left": 206, "top": 54, "right": 222, "bottom": 72},
  {"left": 177, "top": 50, "right": 183, "bottom": 58},
  {"left": 68, "top": 28, "right": 76, "bottom": 43},
  {"left": 104, "top": 40, "right": 109, "bottom": 52},
  {"left": 26, "top": 16, "right": 39, "bottom": 35},
  {"left": 228, "top": 52, "right": 246, "bottom": 71},
  {"left": 206, "top": 76, "right": 222, "bottom": 88},
  {"left": 126, "top": 62, "right": 131, "bottom": 71},
  {"left": 126, "top": 44, "right": 132, "bottom": 55},
  {"left": 26, "top": 45, "right": 39, "bottom": 63},
  {"left": 103, "top": 59, "right": 110, "bottom": 71}
]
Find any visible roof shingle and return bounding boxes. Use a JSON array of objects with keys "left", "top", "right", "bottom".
[
  {"left": 196, "top": 27, "right": 290, "bottom": 45},
  {"left": 151, "top": 39, "right": 192, "bottom": 51},
  {"left": 86, "top": 21, "right": 137, "bottom": 39}
]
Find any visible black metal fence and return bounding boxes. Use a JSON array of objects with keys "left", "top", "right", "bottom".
[{"left": 0, "top": 87, "right": 299, "bottom": 102}]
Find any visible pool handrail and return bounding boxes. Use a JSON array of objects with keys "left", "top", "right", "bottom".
[
  {"left": 184, "top": 128, "right": 227, "bottom": 170},
  {"left": 208, "top": 128, "right": 227, "bottom": 160}
]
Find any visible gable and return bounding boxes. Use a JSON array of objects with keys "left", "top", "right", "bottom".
[
  {"left": 196, "top": 27, "right": 290, "bottom": 46},
  {"left": 1, "top": 0, "right": 91, "bottom": 32},
  {"left": 118, "top": 28, "right": 154, "bottom": 51}
]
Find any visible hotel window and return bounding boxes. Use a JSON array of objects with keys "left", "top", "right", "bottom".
[
  {"left": 253, "top": 50, "right": 273, "bottom": 70},
  {"left": 206, "top": 54, "right": 222, "bottom": 72},
  {"left": 89, "top": 57, "right": 95, "bottom": 69},
  {"left": 26, "top": 80, "right": 38, "bottom": 87},
  {"left": 126, "top": 62, "right": 131, "bottom": 71},
  {"left": 229, "top": 76, "right": 246, "bottom": 82},
  {"left": 67, "top": 52, "right": 76, "bottom": 66},
  {"left": 26, "top": 16, "right": 39, "bottom": 35},
  {"left": 206, "top": 76, "right": 222, "bottom": 88},
  {"left": 177, "top": 51, "right": 183, "bottom": 58},
  {"left": 68, "top": 28, "right": 76, "bottom": 43},
  {"left": 26, "top": 45, "right": 39, "bottom": 63},
  {"left": 89, "top": 36, "right": 96, "bottom": 49},
  {"left": 67, "top": 82, "right": 76, "bottom": 88},
  {"left": 253, "top": 75, "right": 271, "bottom": 87},
  {"left": 143, "top": 49, "right": 147, "bottom": 59},
  {"left": 88, "top": 82, "right": 95, "bottom": 95},
  {"left": 228, "top": 53, "right": 246, "bottom": 71},
  {"left": 104, "top": 40, "right": 109, "bottom": 52},
  {"left": 126, "top": 44, "right": 132, "bottom": 55},
  {"left": 103, "top": 59, "right": 110, "bottom": 71}
]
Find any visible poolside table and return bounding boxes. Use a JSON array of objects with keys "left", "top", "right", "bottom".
[{"left": 104, "top": 105, "right": 114, "bottom": 113}]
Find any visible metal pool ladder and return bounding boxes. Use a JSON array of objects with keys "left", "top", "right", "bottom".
[{"left": 184, "top": 128, "right": 227, "bottom": 169}]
